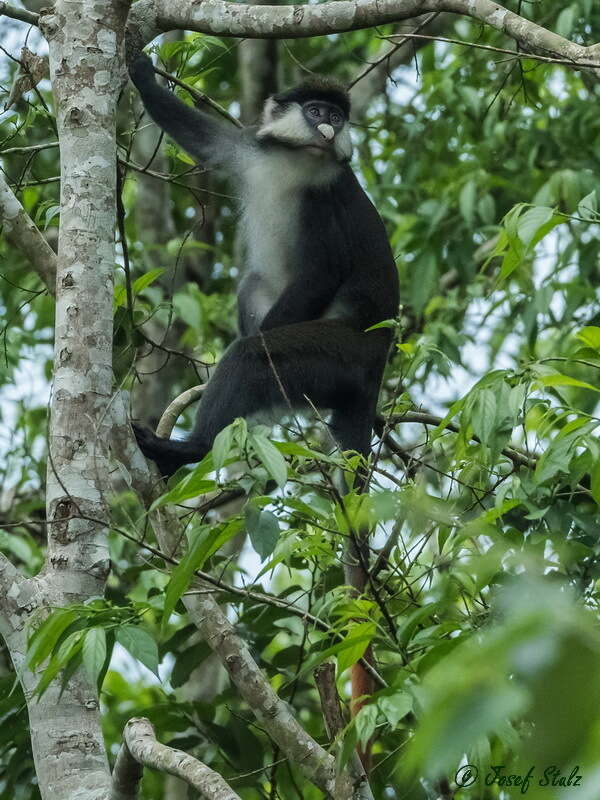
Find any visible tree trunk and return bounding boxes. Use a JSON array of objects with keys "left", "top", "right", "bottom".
[{"left": 18, "top": 0, "right": 128, "bottom": 796}]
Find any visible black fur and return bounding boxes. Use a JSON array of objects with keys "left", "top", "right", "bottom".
[
  {"left": 273, "top": 77, "right": 351, "bottom": 117},
  {"left": 129, "top": 55, "right": 398, "bottom": 478}
]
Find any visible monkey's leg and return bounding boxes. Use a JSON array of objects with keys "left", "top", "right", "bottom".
[
  {"left": 134, "top": 321, "right": 386, "bottom": 477},
  {"left": 189, "top": 322, "right": 378, "bottom": 452},
  {"left": 329, "top": 397, "right": 377, "bottom": 459}
]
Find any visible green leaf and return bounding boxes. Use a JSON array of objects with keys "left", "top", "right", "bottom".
[
  {"left": 212, "top": 423, "right": 235, "bottom": 472},
  {"left": 82, "top": 628, "right": 107, "bottom": 685},
  {"left": 478, "top": 193, "right": 495, "bottom": 225},
  {"left": 577, "top": 326, "right": 600, "bottom": 350},
  {"left": 470, "top": 389, "right": 497, "bottom": 445},
  {"left": 0, "top": 529, "right": 33, "bottom": 563},
  {"left": 249, "top": 433, "right": 288, "bottom": 487},
  {"left": 397, "top": 603, "right": 441, "bottom": 649},
  {"left": 591, "top": 460, "right": 600, "bottom": 506},
  {"left": 275, "top": 442, "right": 339, "bottom": 468},
  {"left": 365, "top": 318, "right": 397, "bottom": 331},
  {"left": 43, "top": 205, "right": 60, "bottom": 230},
  {"left": 497, "top": 237, "right": 525, "bottom": 282},
  {"left": 534, "top": 433, "right": 579, "bottom": 484},
  {"left": 409, "top": 251, "right": 437, "bottom": 313},
  {"left": 28, "top": 608, "right": 79, "bottom": 669},
  {"left": 555, "top": 5, "right": 575, "bottom": 37},
  {"left": 339, "top": 722, "right": 359, "bottom": 771},
  {"left": 35, "top": 631, "right": 84, "bottom": 697},
  {"left": 517, "top": 206, "right": 554, "bottom": 247},
  {"left": 116, "top": 625, "right": 159, "bottom": 677},
  {"left": 355, "top": 704, "right": 379, "bottom": 749},
  {"left": 460, "top": 500, "right": 520, "bottom": 540},
  {"left": 245, "top": 505, "right": 280, "bottom": 561},
  {"left": 336, "top": 622, "right": 376, "bottom": 675},
  {"left": 378, "top": 692, "right": 413, "bottom": 728},
  {"left": 459, "top": 179, "right": 477, "bottom": 227},
  {"left": 162, "top": 527, "right": 211, "bottom": 627},
  {"left": 161, "top": 520, "right": 242, "bottom": 628},
  {"left": 537, "top": 373, "right": 600, "bottom": 394},
  {"left": 577, "top": 190, "right": 597, "bottom": 218},
  {"left": 173, "top": 292, "right": 202, "bottom": 329},
  {"left": 151, "top": 453, "right": 216, "bottom": 508},
  {"left": 113, "top": 284, "right": 127, "bottom": 308},
  {"left": 132, "top": 268, "right": 165, "bottom": 294}
]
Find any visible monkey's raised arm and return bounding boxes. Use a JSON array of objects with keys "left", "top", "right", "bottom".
[{"left": 129, "top": 54, "right": 242, "bottom": 171}]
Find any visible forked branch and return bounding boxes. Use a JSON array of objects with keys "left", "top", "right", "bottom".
[{"left": 111, "top": 717, "right": 241, "bottom": 800}]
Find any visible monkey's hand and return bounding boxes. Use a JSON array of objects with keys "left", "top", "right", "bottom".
[{"left": 128, "top": 53, "right": 156, "bottom": 89}]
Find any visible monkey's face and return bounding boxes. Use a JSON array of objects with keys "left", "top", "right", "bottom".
[{"left": 256, "top": 96, "right": 353, "bottom": 163}]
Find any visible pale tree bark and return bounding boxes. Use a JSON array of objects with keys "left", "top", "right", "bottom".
[
  {"left": 0, "top": 172, "right": 56, "bottom": 293},
  {"left": 5, "top": 0, "right": 600, "bottom": 66},
  {"left": 31, "top": 0, "right": 128, "bottom": 790},
  {"left": 111, "top": 717, "right": 241, "bottom": 800},
  {"left": 125, "top": 0, "right": 600, "bottom": 66},
  {"left": 0, "top": 0, "right": 127, "bottom": 797},
  {"left": 0, "top": 1, "right": 37, "bottom": 23}
]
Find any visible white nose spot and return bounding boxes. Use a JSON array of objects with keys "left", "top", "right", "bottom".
[{"left": 317, "top": 123, "right": 335, "bottom": 141}]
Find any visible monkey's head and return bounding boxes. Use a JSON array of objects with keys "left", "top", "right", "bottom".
[{"left": 256, "top": 77, "right": 352, "bottom": 163}]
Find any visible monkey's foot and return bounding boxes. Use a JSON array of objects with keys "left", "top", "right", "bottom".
[
  {"left": 132, "top": 423, "right": 182, "bottom": 479},
  {"left": 132, "top": 423, "right": 206, "bottom": 479}
]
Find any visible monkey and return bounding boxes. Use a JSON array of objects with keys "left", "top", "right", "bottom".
[{"left": 128, "top": 54, "right": 399, "bottom": 480}]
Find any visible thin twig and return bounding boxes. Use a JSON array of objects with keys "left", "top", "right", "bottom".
[
  {"left": 0, "top": 141, "right": 58, "bottom": 156},
  {"left": 153, "top": 65, "right": 243, "bottom": 128},
  {"left": 383, "top": 31, "right": 600, "bottom": 70},
  {"left": 348, "top": 13, "right": 440, "bottom": 89}
]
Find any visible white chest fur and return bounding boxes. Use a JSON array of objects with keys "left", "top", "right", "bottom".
[
  {"left": 237, "top": 148, "right": 340, "bottom": 328},
  {"left": 240, "top": 151, "right": 302, "bottom": 296}
]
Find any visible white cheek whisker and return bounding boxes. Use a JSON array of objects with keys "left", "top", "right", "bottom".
[{"left": 257, "top": 104, "right": 312, "bottom": 147}]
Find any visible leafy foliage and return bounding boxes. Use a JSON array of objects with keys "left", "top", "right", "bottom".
[{"left": 3, "top": 4, "right": 600, "bottom": 798}]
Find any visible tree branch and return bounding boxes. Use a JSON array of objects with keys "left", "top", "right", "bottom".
[
  {"left": 315, "top": 661, "right": 347, "bottom": 740},
  {"left": 314, "top": 662, "right": 373, "bottom": 800},
  {"left": 111, "top": 718, "right": 240, "bottom": 800},
  {"left": 128, "top": 0, "right": 599, "bottom": 68},
  {"left": 383, "top": 30, "right": 600, "bottom": 68},
  {"left": 349, "top": 12, "right": 441, "bottom": 87},
  {"left": 155, "top": 383, "right": 205, "bottom": 437},
  {"left": 153, "top": 66, "right": 243, "bottom": 128},
  {"left": 0, "top": 552, "right": 32, "bottom": 647},
  {"left": 384, "top": 411, "right": 536, "bottom": 469},
  {"left": 0, "top": 2, "right": 39, "bottom": 25},
  {"left": 0, "top": 172, "right": 56, "bottom": 294}
]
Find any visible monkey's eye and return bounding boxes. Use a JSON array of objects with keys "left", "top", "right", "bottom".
[
  {"left": 308, "top": 106, "right": 320, "bottom": 117},
  {"left": 330, "top": 111, "right": 342, "bottom": 126}
]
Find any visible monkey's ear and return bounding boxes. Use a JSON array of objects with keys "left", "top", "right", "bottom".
[{"left": 261, "top": 96, "right": 283, "bottom": 124}]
